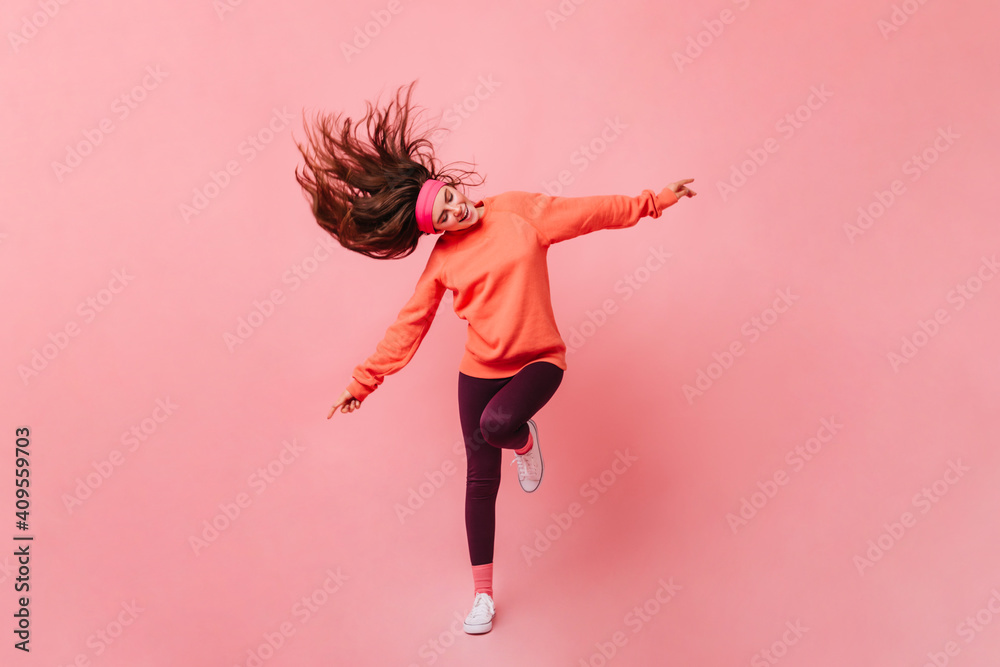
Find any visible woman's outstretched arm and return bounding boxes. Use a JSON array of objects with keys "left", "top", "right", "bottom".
[
  {"left": 511, "top": 178, "right": 696, "bottom": 246},
  {"left": 329, "top": 251, "right": 447, "bottom": 417}
]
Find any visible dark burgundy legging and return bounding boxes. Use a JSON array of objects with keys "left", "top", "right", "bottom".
[{"left": 458, "top": 360, "right": 564, "bottom": 566}]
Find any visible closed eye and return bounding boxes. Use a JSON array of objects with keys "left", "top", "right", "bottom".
[{"left": 443, "top": 191, "right": 453, "bottom": 223}]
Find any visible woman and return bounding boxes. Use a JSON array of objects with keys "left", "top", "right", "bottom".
[{"left": 294, "top": 80, "right": 696, "bottom": 635}]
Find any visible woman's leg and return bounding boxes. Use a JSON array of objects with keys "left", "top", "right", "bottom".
[
  {"left": 458, "top": 361, "right": 565, "bottom": 567},
  {"left": 479, "top": 361, "right": 564, "bottom": 451},
  {"left": 459, "top": 373, "right": 508, "bottom": 567}
]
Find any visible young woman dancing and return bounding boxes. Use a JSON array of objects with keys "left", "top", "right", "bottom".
[{"left": 294, "top": 81, "right": 696, "bottom": 635}]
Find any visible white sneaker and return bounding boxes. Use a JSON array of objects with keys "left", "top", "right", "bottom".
[
  {"left": 463, "top": 592, "right": 495, "bottom": 634},
  {"left": 511, "top": 419, "right": 543, "bottom": 493}
]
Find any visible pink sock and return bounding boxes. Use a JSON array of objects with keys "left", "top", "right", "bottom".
[
  {"left": 472, "top": 563, "right": 493, "bottom": 597},
  {"left": 514, "top": 430, "right": 533, "bottom": 455}
]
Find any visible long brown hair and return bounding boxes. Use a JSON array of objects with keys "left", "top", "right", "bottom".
[{"left": 294, "top": 80, "right": 485, "bottom": 260}]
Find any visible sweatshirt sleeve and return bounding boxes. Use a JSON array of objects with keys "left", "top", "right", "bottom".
[
  {"left": 346, "top": 252, "right": 447, "bottom": 403},
  {"left": 518, "top": 187, "right": 679, "bottom": 246}
]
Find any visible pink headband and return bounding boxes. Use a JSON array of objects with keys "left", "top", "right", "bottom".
[{"left": 415, "top": 179, "right": 446, "bottom": 234}]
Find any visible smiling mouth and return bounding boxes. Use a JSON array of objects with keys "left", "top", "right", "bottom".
[{"left": 460, "top": 205, "right": 469, "bottom": 222}]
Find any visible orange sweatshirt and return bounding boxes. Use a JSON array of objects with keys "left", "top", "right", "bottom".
[{"left": 345, "top": 187, "right": 680, "bottom": 402}]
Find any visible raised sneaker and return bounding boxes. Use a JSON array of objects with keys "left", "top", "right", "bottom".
[{"left": 511, "top": 419, "right": 543, "bottom": 493}]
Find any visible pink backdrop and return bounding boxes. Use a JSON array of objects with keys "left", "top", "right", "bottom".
[{"left": 3, "top": 1, "right": 999, "bottom": 665}]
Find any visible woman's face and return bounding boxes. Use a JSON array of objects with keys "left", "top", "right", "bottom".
[{"left": 431, "top": 185, "right": 482, "bottom": 232}]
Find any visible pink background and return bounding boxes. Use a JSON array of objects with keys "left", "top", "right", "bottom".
[{"left": 3, "top": 1, "right": 999, "bottom": 665}]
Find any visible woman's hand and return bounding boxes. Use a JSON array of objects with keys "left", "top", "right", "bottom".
[
  {"left": 327, "top": 389, "right": 361, "bottom": 418},
  {"left": 668, "top": 179, "right": 697, "bottom": 198}
]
